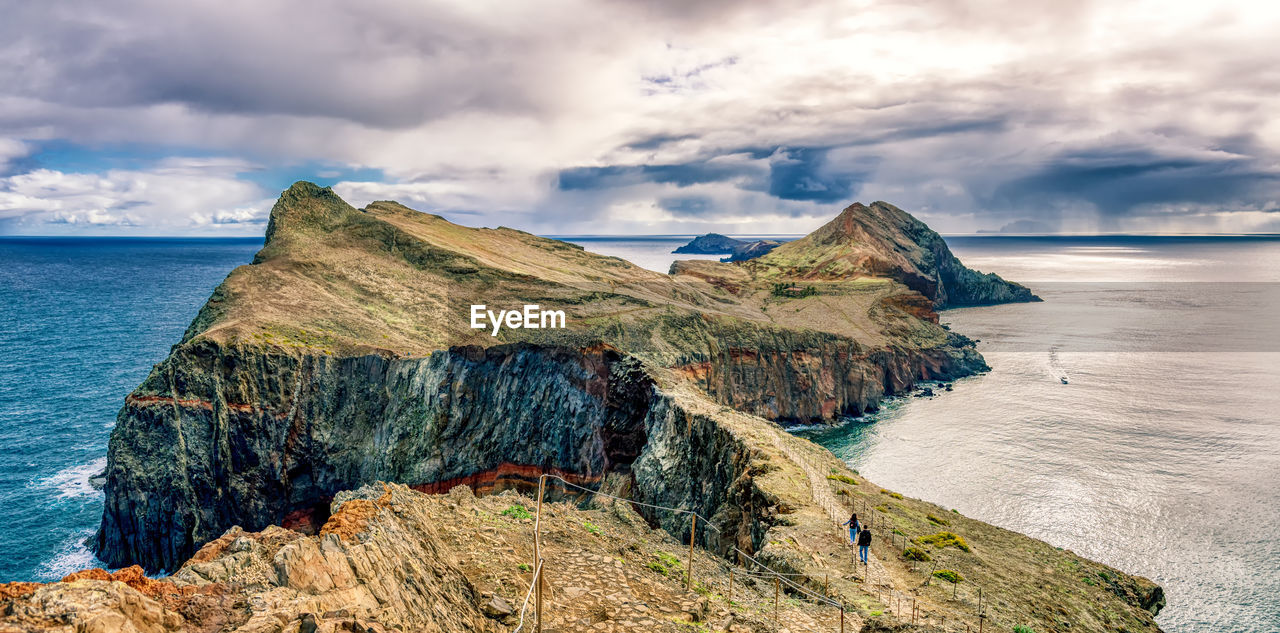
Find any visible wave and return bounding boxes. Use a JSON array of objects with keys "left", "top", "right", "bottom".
[
  {"left": 34, "top": 529, "right": 100, "bottom": 581},
  {"left": 34, "top": 456, "right": 107, "bottom": 500}
]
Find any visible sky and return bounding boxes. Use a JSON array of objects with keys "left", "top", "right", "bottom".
[{"left": 1, "top": 0, "right": 1279, "bottom": 236}]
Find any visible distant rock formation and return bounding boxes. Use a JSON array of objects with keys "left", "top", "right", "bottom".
[
  {"left": 672, "top": 233, "right": 747, "bottom": 254},
  {"left": 747, "top": 201, "right": 1041, "bottom": 308},
  {"left": 673, "top": 233, "right": 783, "bottom": 262}
]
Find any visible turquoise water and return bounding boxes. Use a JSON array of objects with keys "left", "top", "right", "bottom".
[
  {"left": 0, "top": 237, "right": 260, "bottom": 580},
  {"left": 1, "top": 234, "right": 1276, "bottom": 633}
]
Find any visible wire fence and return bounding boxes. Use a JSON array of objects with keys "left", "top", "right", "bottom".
[
  {"left": 514, "top": 473, "right": 850, "bottom": 632},
  {"left": 510, "top": 557, "right": 543, "bottom": 633},
  {"left": 791, "top": 443, "right": 995, "bottom": 632},
  {"left": 510, "top": 439, "right": 1001, "bottom": 633}
]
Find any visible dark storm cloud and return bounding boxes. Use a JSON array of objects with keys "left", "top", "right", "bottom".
[
  {"left": 657, "top": 196, "right": 714, "bottom": 215},
  {"left": 766, "top": 147, "right": 864, "bottom": 202},
  {"left": 556, "top": 161, "right": 764, "bottom": 191},
  {"left": 558, "top": 145, "right": 871, "bottom": 204},
  {"left": 989, "top": 148, "right": 1278, "bottom": 215}
]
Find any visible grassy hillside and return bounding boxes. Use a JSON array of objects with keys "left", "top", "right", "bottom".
[{"left": 182, "top": 183, "right": 956, "bottom": 361}]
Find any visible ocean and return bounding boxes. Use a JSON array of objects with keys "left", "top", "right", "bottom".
[
  {"left": 791, "top": 236, "right": 1280, "bottom": 633},
  {"left": 0, "top": 237, "right": 262, "bottom": 581},
  {"left": 1, "top": 234, "right": 1276, "bottom": 633}
]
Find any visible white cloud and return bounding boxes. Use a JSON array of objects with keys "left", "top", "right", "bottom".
[{"left": 0, "top": 162, "right": 269, "bottom": 235}]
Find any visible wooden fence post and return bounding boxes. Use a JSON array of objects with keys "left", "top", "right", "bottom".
[
  {"left": 534, "top": 475, "right": 545, "bottom": 633},
  {"left": 686, "top": 514, "right": 696, "bottom": 589},
  {"left": 774, "top": 577, "right": 780, "bottom": 622}
]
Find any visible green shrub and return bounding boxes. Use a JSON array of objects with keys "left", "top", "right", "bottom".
[
  {"left": 582, "top": 521, "right": 602, "bottom": 535},
  {"left": 647, "top": 561, "right": 668, "bottom": 576},
  {"left": 772, "top": 283, "right": 818, "bottom": 298},
  {"left": 827, "top": 474, "right": 857, "bottom": 485},
  {"left": 518, "top": 563, "right": 531, "bottom": 572},
  {"left": 656, "top": 552, "right": 681, "bottom": 568},
  {"left": 1013, "top": 626, "right": 1036, "bottom": 633},
  {"left": 902, "top": 547, "right": 931, "bottom": 562},
  {"left": 926, "top": 513, "right": 949, "bottom": 526},
  {"left": 880, "top": 489, "right": 904, "bottom": 499},
  {"left": 919, "top": 531, "right": 971, "bottom": 552},
  {"left": 933, "top": 569, "right": 963, "bottom": 583},
  {"left": 501, "top": 505, "right": 532, "bottom": 520},
  {"left": 1082, "top": 576, "right": 1097, "bottom": 586}
]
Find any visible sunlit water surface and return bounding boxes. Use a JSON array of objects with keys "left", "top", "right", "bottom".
[{"left": 795, "top": 236, "right": 1280, "bottom": 633}]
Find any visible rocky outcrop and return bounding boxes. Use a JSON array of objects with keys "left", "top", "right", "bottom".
[
  {"left": 6, "top": 486, "right": 502, "bottom": 633},
  {"left": 673, "top": 233, "right": 782, "bottom": 262},
  {"left": 748, "top": 201, "right": 1040, "bottom": 308},
  {"left": 673, "top": 233, "right": 749, "bottom": 254}
]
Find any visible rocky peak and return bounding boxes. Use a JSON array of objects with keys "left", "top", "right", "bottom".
[
  {"left": 672, "top": 233, "right": 749, "bottom": 254},
  {"left": 261, "top": 181, "right": 358, "bottom": 247},
  {"left": 752, "top": 200, "right": 1039, "bottom": 308}
]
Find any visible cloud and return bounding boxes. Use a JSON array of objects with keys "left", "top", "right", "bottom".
[
  {"left": 0, "top": 160, "right": 270, "bottom": 234},
  {"left": 0, "top": 1, "right": 1278, "bottom": 234},
  {"left": 47, "top": 208, "right": 140, "bottom": 226}
]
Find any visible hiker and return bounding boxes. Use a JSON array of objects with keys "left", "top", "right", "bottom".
[
  {"left": 857, "top": 526, "right": 872, "bottom": 563},
  {"left": 841, "top": 512, "right": 861, "bottom": 546}
]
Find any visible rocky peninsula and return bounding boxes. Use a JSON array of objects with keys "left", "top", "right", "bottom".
[{"left": 1, "top": 183, "right": 1159, "bottom": 633}]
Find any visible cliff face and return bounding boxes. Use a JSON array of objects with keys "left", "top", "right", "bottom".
[
  {"left": 749, "top": 201, "right": 1040, "bottom": 308},
  {"left": 670, "top": 328, "right": 985, "bottom": 423},
  {"left": 95, "top": 340, "right": 781, "bottom": 573}
]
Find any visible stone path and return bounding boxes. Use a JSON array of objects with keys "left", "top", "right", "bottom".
[
  {"left": 532, "top": 546, "right": 854, "bottom": 632},
  {"left": 538, "top": 550, "right": 712, "bottom": 632},
  {"left": 769, "top": 431, "right": 905, "bottom": 617}
]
